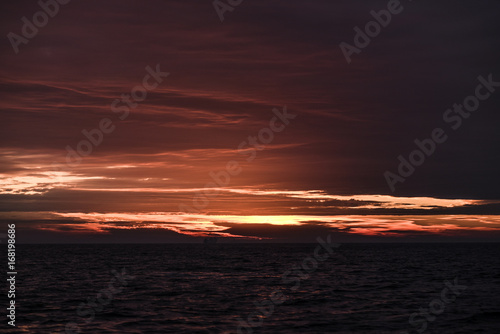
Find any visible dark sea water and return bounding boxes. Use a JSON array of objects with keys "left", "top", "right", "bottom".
[{"left": 4, "top": 243, "right": 500, "bottom": 333}]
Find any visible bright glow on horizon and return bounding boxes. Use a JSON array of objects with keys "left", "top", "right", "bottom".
[{"left": 8, "top": 212, "right": 494, "bottom": 239}]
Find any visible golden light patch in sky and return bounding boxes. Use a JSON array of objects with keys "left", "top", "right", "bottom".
[
  {"left": 0, "top": 172, "right": 105, "bottom": 195},
  {"left": 39, "top": 212, "right": 500, "bottom": 238}
]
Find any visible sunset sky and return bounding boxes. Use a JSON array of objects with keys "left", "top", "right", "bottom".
[{"left": 1, "top": 0, "right": 500, "bottom": 242}]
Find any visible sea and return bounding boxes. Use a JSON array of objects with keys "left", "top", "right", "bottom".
[{"left": 3, "top": 243, "right": 500, "bottom": 333}]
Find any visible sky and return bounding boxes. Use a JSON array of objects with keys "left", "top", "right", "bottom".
[{"left": 1, "top": 0, "right": 500, "bottom": 243}]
